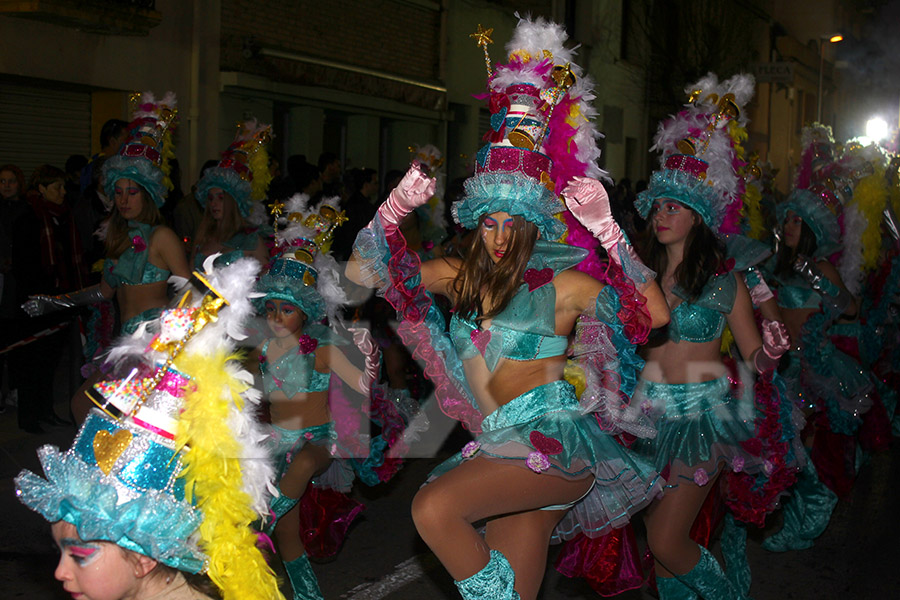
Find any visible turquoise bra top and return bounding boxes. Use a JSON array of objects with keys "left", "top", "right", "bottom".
[
  {"left": 449, "top": 240, "right": 587, "bottom": 371},
  {"left": 103, "top": 221, "right": 170, "bottom": 288},
  {"left": 260, "top": 343, "right": 330, "bottom": 397},
  {"left": 193, "top": 229, "right": 262, "bottom": 269},
  {"left": 668, "top": 271, "right": 737, "bottom": 343}
]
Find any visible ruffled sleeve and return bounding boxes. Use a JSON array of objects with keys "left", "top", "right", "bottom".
[
  {"left": 569, "top": 261, "right": 656, "bottom": 438},
  {"left": 352, "top": 218, "right": 482, "bottom": 433}
]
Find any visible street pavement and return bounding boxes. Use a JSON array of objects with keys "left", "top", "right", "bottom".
[{"left": 2, "top": 392, "right": 898, "bottom": 599}]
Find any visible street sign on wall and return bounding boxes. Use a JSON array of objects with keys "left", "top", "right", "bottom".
[{"left": 752, "top": 62, "right": 795, "bottom": 84}]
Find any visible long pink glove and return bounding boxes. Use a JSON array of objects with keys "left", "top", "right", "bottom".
[
  {"left": 560, "top": 176, "right": 641, "bottom": 269},
  {"left": 349, "top": 327, "right": 380, "bottom": 394},
  {"left": 377, "top": 161, "right": 436, "bottom": 231},
  {"left": 753, "top": 319, "right": 791, "bottom": 374}
]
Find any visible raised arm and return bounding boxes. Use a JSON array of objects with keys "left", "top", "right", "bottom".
[{"left": 346, "top": 162, "right": 435, "bottom": 288}]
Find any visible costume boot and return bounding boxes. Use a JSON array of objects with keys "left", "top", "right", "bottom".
[
  {"left": 721, "top": 514, "right": 751, "bottom": 597},
  {"left": 656, "top": 574, "right": 699, "bottom": 600},
  {"left": 454, "top": 549, "right": 520, "bottom": 600},
  {"left": 763, "top": 460, "right": 836, "bottom": 552},
  {"left": 264, "top": 487, "right": 299, "bottom": 535},
  {"left": 675, "top": 546, "right": 744, "bottom": 600},
  {"left": 283, "top": 554, "right": 324, "bottom": 600}
]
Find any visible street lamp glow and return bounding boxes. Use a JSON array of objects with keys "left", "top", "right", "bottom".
[
  {"left": 817, "top": 34, "right": 844, "bottom": 123},
  {"left": 829, "top": 34, "right": 843, "bottom": 43},
  {"left": 866, "top": 117, "right": 888, "bottom": 142}
]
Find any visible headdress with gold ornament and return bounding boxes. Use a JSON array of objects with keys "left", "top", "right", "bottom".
[
  {"left": 16, "top": 257, "right": 285, "bottom": 600},
  {"left": 452, "top": 14, "right": 604, "bottom": 241},
  {"left": 197, "top": 119, "right": 274, "bottom": 219},
  {"left": 258, "top": 193, "right": 347, "bottom": 324},
  {"left": 103, "top": 91, "right": 178, "bottom": 208},
  {"left": 635, "top": 72, "right": 755, "bottom": 236}
]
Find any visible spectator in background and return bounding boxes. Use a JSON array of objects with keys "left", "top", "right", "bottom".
[
  {"left": 11, "top": 164, "right": 87, "bottom": 433},
  {"left": 79, "top": 118, "right": 128, "bottom": 194},
  {"left": 318, "top": 151, "right": 342, "bottom": 198},
  {"left": 0, "top": 164, "right": 28, "bottom": 415},
  {"left": 331, "top": 167, "right": 377, "bottom": 262}
]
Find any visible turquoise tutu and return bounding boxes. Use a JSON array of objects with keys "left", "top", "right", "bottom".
[
  {"left": 266, "top": 422, "right": 354, "bottom": 492},
  {"left": 630, "top": 375, "right": 768, "bottom": 488},
  {"left": 427, "top": 381, "right": 664, "bottom": 542}
]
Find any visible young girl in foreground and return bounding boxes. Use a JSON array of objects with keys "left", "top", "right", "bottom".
[
  {"left": 17, "top": 258, "right": 282, "bottom": 600},
  {"left": 254, "top": 194, "right": 380, "bottom": 600}
]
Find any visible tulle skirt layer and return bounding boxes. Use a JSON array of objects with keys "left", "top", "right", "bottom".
[{"left": 427, "top": 381, "right": 664, "bottom": 542}]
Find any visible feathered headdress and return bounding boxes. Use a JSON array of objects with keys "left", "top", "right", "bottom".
[
  {"left": 258, "top": 193, "right": 348, "bottom": 324},
  {"left": 15, "top": 258, "right": 284, "bottom": 599},
  {"left": 635, "top": 73, "right": 755, "bottom": 236},
  {"left": 452, "top": 14, "right": 604, "bottom": 241},
  {"left": 196, "top": 119, "right": 274, "bottom": 218},
  {"left": 103, "top": 91, "right": 177, "bottom": 208}
]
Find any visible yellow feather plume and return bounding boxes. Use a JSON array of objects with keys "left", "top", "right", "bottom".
[
  {"left": 175, "top": 351, "right": 284, "bottom": 600},
  {"left": 852, "top": 170, "right": 889, "bottom": 272},
  {"left": 742, "top": 183, "right": 766, "bottom": 240}
]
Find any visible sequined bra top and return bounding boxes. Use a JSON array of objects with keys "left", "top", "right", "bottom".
[
  {"left": 449, "top": 241, "right": 587, "bottom": 372},
  {"left": 260, "top": 339, "right": 330, "bottom": 397},
  {"left": 668, "top": 272, "right": 737, "bottom": 343},
  {"left": 103, "top": 222, "right": 170, "bottom": 287}
]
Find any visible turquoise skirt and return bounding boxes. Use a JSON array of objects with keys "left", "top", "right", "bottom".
[
  {"left": 266, "top": 422, "right": 354, "bottom": 492},
  {"left": 428, "top": 381, "right": 664, "bottom": 542},
  {"left": 630, "top": 375, "right": 768, "bottom": 488}
]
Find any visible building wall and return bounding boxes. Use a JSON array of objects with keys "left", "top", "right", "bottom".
[{"left": 0, "top": 0, "right": 222, "bottom": 184}]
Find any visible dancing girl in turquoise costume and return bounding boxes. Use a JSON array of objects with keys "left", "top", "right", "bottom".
[
  {"left": 22, "top": 93, "right": 191, "bottom": 424},
  {"left": 631, "top": 73, "right": 793, "bottom": 599},
  {"left": 16, "top": 257, "right": 285, "bottom": 599},
  {"left": 253, "top": 194, "right": 386, "bottom": 600},
  {"left": 348, "top": 17, "right": 669, "bottom": 600},
  {"left": 192, "top": 119, "right": 272, "bottom": 269}
]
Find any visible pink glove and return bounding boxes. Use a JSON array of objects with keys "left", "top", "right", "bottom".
[
  {"left": 743, "top": 272, "right": 774, "bottom": 306},
  {"left": 349, "top": 327, "right": 380, "bottom": 394},
  {"left": 560, "top": 176, "right": 636, "bottom": 268},
  {"left": 377, "top": 161, "right": 436, "bottom": 231},
  {"left": 753, "top": 319, "right": 791, "bottom": 374}
]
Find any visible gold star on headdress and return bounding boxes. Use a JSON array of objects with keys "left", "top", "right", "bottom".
[{"left": 471, "top": 24, "right": 494, "bottom": 77}]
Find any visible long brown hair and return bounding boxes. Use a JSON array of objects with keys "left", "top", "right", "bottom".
[
  {"left": 105, "top": 183, "right": 164, "bottom": 259},
  {"left": 773, "top": 219, "right": 817, "bottom": 278},
  {"left": 639, "top": 206, "right": 726, "bottom": 300},
  {"left": 452, "top": 214, "right": 538, "bottom": 320},
  {"left": 193, "top": 193, "right": 243, "bottom": 253}
]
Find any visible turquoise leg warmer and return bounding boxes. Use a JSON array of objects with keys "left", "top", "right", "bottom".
[
  {"left": 454, "top": 549, "right": 520, "bottom": 600},
  {"left": 657, "top": 574, "right": 699, "bottom": 600},
  {"left": 674, "top": 546, "right": 744, "bottom": 600},
  {"left": 721, "top": 514, "right": 751, "bottom": 598},
  {"left": 284, "top": 554, "right": 324, "bottom": 600},
  {"left": 264, "top": 488, "right": 300, "bottom": 535},
  {"left": 762, "top": 460, "right": 837, "bottom": 552}
]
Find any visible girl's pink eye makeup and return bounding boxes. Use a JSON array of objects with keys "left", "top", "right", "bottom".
[{"left": 61, "top": 539, "right": 101, "bottom": 566}]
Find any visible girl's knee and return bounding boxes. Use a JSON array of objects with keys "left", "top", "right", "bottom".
[{"left": 411, "top": 485, "right": 455, "bottom": 537}]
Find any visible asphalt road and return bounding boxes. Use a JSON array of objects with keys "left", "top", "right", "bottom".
[{"left": 2, "top": 391, "right": 898, "bottom": 599}]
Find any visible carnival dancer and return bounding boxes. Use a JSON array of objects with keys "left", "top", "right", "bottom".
[
  {"left": 22, "top": 93, "right": 190, "bottom": 336},
  {"left": 254, "top": 193, "right": 401, "bottom": 600},
  {"left": 348, "top": 17, "right": 669, "bottom": 600},
  {"left": 629, "top": 72, "right": 793, "bottom": 599},
  {"left": 191, "top": 119, "right": 273, "bottom": 269},
  {"left": 15, "top": 257, "right": 285, "bottom": 600}
]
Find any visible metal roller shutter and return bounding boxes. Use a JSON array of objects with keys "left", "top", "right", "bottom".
[{"left": 0, "top": 80, "right": 92, "bottom": 183}]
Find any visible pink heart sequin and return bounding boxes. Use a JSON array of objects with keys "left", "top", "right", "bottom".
[
  {"left": 523, "top": 268, "right": 553, "bottom": 291},
  {"left": 298, "top": 334, "right": 318, "bottom": 354},
  {"left": 529, "top": 431, "right": 563, "bottom": 455},
  {"left": 470, "top": 329, "right": 491, "bottom": 355}
]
